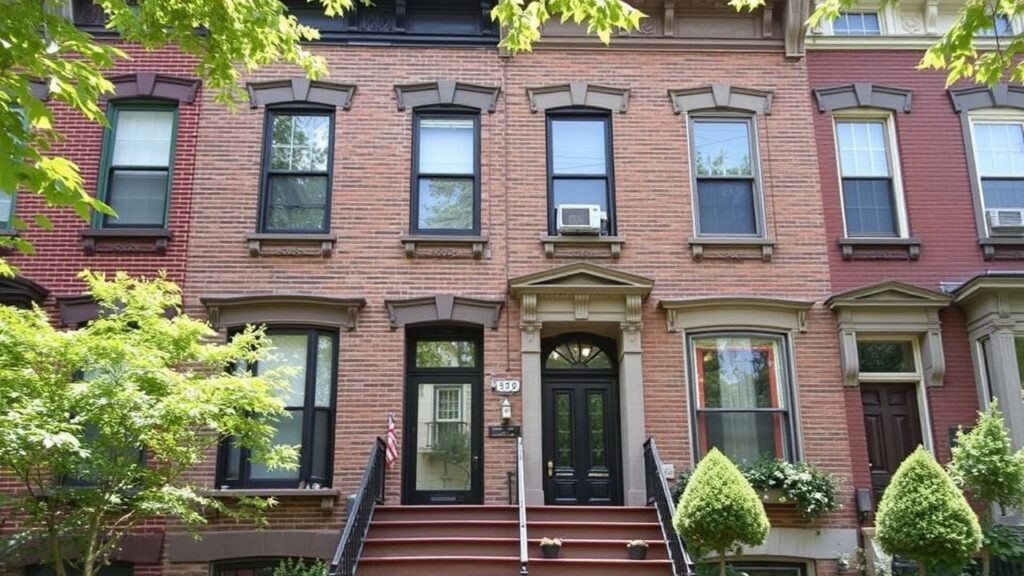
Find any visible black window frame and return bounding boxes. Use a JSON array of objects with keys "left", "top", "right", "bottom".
[
  {"left": 546, "top": 109, "right": 617, "bottom": 236},
  {"left": 96, "top": 100, "right": 179, "bottom": 230},
  {"left": 216, "top": 326, "right": 338, "bottom": 489},
  {"left": 686, "top": 331, "right": 799, "bottom": 464},
  {"left": 258, "top": 105, "right": 336, "bottom": 234},
  {"left": 689, "top": 114, "right": 764, "bottom": 238},
  {"left": 409, "top": 107, "right": 482, "bottom": 235}
]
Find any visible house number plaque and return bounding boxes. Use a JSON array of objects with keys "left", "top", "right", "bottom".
[{"left": 491, "top": 379, "right": 521, "bottom": 394}]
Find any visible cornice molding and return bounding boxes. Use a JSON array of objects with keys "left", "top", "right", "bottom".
[
  {"left": 394, "top": 80, "right": 500, "bottom": 112},
  {"left": 384, "top": 294, "right": 504, "bottom": 330},
  {"left": 814, "top": 83, "right": 913, "bottom": 113},
  {"left": 247, "top": 78, "right": 356, "bottom": 109},
  {"left": 668, "top": 84, "right": 773, "bottom": 115},
  {"left": 105, "top": 73, "right": 199, "bottom": 103},
  {"left": 526, "top": 82, "right": 630, "bottom": 113},
  {"left": 201, "top": 294, "right": 366, "bottom": 331},
  {"left": 950, "top": 83, "right": 1024, "bottom": 113}
]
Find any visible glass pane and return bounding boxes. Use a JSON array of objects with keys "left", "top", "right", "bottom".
[
  {"left": 249, "top": 409, "right": 303, "bottom": 480},
  {"left": 842, "top": 179, "right": 897, "bottom": 237},
  {"left": 417, "top": 178, "right": 474, "bottom": 230},
  {"left": 974, "top": 124, "right": 1024, "bottom": 177},
  {"left": 837, "top": 121, "right": 890, "bottom": 177},
  {"left": 419, "top": 118, "right": 474, "bottom": 174},
  {"left": 310, "top": 409, "right": 330, "bottom": 484},
  {"left": 416, "top": 382, "right": 472, "bottom": 491},
  {"left": 315, "top": 334, "right": 334, "bottom": 408},
  {"left": 857, "top": 341, "right": 915, "bottom": 373},
  {"left": 106, "top": 170, "right": 168, "bottom": 226},
  {"left": 833, "top": 12, "right": 881, "bottom": 35},
  {"left": 223, "top": 441, "right": 241, "bottom": 483},
  {"left": 266, "top": 175, "right": 328, "bottom": 231},
  {"left": 552, "top": 179, "right": 608, "bottom": 212},
  {"left": 697, "top": 180, "right": 757, "bottom": 235},
  {"left": 415, "top": 340, "right": 476, "bottom": 368},
  {"left": 270, "top": 114, "right": 330, "bottom": 172},
  {"left": 0, "top": 191, "right": 12, "bottom": 229},
  {"left": 112, "top": 110, "right": 174, "bottom": 167},
  {"left": 694, "top": 336, "right": 784, "bottom": 409},
  {"left": 551, "top": 119, "right": 607, "bottom": 175},
  {"left": 693, "top": 121, "right": 752, "bottom": 177},
  {"left": 588, "top": 393, "right": 606, "bottom": 468},
  {"left": 982, "top": 179, "right": 1024, "bottom": 210},
  {"left": 700, "top": 411, "right": 788, "bottom": 464},
  {"left": 259, "top": 333, "right": 309, "bottom": 407},
  {"left": 555, "top": 392, "right": 573, "bottom": 468},
  {"left": 545, "top": 339, "right": 611, "bottom": 369}
]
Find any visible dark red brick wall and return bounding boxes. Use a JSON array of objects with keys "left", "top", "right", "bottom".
[
  {"left": 807, "top": 49, "right": 1002, "bottom": 491},
  {"left": 6, "top": 45, "right": 200, "bottom": 311}
]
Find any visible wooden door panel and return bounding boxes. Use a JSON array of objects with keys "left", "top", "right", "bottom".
[{"left": 861, "top": 384, "right": 923, "bottom": 506}]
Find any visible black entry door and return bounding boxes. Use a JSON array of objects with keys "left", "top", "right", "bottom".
[
  {"left": 861, "top": 384, "right": 923, "bottom": 505},
  {"left": 402, "top": 328, "right": 483, "bottom": 505},
  {"left": 542, "top": 378, "right": 621, "bottom": 505}
]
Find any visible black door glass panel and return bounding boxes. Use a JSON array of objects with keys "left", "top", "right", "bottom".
[{"left": 415, "top": 340, "right": 477, "bottom": 368}]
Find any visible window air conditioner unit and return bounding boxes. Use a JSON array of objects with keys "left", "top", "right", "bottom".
[
  {"left": 557, "top": 204, "right": 603, "bottom": 235},
  {"left": 988, "top": 208, "right": 1024, "bottom": 234}
]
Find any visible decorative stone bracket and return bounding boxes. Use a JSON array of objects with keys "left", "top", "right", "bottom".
[
  {"left": 689, "top": 237, "right": 775, "bottom": 262},
  {"left": 541, "top": 235, "right": 625, "bottom": 259},
  {"left": 246, "top": 233, "right": 336, "bottom": 258},
  {"left": 400, "top": 235, "right": 488, "bottom": 259},
  {"left": 80, "top": 228, "right": 171, "bottom": 255}
]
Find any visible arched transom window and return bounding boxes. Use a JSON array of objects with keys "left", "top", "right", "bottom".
[{"left": 545, "top": 338, "right": 612, "bottom": 369}]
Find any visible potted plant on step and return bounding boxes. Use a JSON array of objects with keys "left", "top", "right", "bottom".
[
  {"left": 539, "top": 537, "right": 562, "bottom": 559},
  {"left": 626, "top": 540, "right": 649, "bottom": 560}
]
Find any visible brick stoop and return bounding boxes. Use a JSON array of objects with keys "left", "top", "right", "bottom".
[{"left": 356, "top": 505, "right": 673, "bottom": 576}]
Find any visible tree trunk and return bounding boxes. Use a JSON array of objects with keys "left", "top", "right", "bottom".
[
  {"left": 719, "top": 551, "right": 726, "bottom": 576},
  {"left": 919, "top": 563, "right": 927, "bottom": 576},
  {"left": 982, "top": 548, "right": 992, "bottom": 576}
]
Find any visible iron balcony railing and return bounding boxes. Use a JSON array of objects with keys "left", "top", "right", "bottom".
[
  {"left": 517, "top": 436, "right": 529, "bottom": 576},
  {"left": 425, "top": 420, "right": 469, "bottom": 450},
  {"left": 644, "top": 437, "right": 697, "bottom": 576},
  {"left": 329, "top": 437, "right": 386, "bottom": 576}
]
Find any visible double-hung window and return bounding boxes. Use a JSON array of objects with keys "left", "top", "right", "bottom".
[
  {"left": 0, "top": 190, "right": 12, "bottom": 230},
  {"left": 690, "top": 333, "right": 794, "bottom": 464},
  {"left": 218, "top": 328, "right": 337, "bottom": 488},
  {"left": 835, "top": 118, "right": 905, "bottom": 237},
  {"left": 547, "top": 113, "right": 615, "bottom": 235},
  {"left": 691, "top": 117, "right": 762, "bottom": 236},
  {"left": 98, "top": 103, "right": 177, "bottom": 228},
  {"left": 832, "top": 12, "right": 881, "bottom": 35},
  {"left": 411, "top": 112, "right": 480, "bottom": 234},
  {"left": 260, "top": 109, "right": 334, "bottom": 233},
  {"left": 970, "top": 120, "right": 1024, "bottom": 235}
]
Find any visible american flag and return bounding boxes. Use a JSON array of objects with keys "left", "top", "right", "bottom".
[{"left": 386, "top": 413, "right": 398, "bottom": 468}]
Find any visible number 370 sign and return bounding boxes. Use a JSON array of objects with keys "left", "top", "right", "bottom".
[{"left": 491, "top": 379, "right": 521, "bottom": 395}]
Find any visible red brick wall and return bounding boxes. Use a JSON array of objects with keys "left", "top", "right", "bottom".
[
  {"left": 6, "top": 45, "right": 200, "bottom": 313},
  {"left": 807, "top": 50, "right": 1005, "bottom": 495}
]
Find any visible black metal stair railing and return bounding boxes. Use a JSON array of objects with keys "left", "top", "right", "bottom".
[
  {"left": 644, "top": 437, "right": 697, "bottom": 576},
  {"left": 329, "top": 437, "right": 387, "bottom": 576}
]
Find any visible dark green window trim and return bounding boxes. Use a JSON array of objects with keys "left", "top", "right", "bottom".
[{"left": 94, "top": 100, "right": 179, "bottom": 229}]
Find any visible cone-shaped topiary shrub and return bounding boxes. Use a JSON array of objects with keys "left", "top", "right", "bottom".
[
  {"left": 876, "top": 446, "right": 982, "bottom": 576},
  {"left": 674, "top": 448, "right": 770, "bottom": 576}
]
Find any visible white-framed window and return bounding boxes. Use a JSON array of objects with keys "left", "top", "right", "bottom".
[
  {"left": 968, "top": 113, "right": 1024, "bottom": 236},
  {"left": 833, "top": 113, "right": 908, "bottom": 238},
  {"left": 435, "top": 386, "right": 464, "bottom": 422},
  {"left": 688, "top": 115, "right": 766, "bottom": 237},
  {"left": 833, "top": 12, "right": 882, "bottom": 35}
]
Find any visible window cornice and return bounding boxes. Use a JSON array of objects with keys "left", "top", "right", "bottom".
[
  {"left": 247, "top": 77, "right": 356, "bottom": 109},
  {"left": 0, "top": 275, "right": 49, "bottom": 308},
  {"left": 660, "top": 296, "right": 812, "bottom": 333},
  {"left": 668, "top": 84, "right": 773, "bottom": 115},
  {"left": 105, "top": 73, "right": 199, "bottom": 104},
  {"left": 394, "top": 80, "right": 500, "bottom": 113},
  {"left": 814, "top": 83, "right": 913, "bottom": 113},
  {"left": 526, "top": 82, "right": 630, "bottom": 113},
  {"left": 201, "top": 294, "right": 366, "bottom": 331},
  {"left": 950, "top": 83, "right": 1024, "bottom": 113},
  {"left": 385, "top": 295, "right": 504, "bottom": 330}
]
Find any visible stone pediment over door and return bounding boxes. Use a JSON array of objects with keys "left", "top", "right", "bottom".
[
  {"left": 826, "top": 281, "right": 952, "bottom": 310},
  {"left": 509, "top": 262, "right": 654, "bottom": 297}
]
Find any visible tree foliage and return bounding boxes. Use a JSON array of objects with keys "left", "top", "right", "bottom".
[
  {"left": 0, "top": 271, "right": 297, "bottom": 576},
  {"left": 673, "top": 449, "right": 770, "bottom": 576},
  {"left": 948, "top": 400, "right": 1024, "bottom": 575},
  {"left": 876, "top": 447, "right": 982, "bottom": 576}
]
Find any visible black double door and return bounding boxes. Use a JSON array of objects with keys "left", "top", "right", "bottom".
[{"left": 542, "top": 376, "right": 622, "bottom": 505}]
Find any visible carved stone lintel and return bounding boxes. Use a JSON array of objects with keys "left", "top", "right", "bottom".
[
  {"left": 400, "top": 235, "right": 487, "bottom": 259},
  {"left": 689, "top": 238, "right": 774, "bottom": 262},
  {"left": 839, "top": 238, "right": 921, "bottom": 261},
  {"left": 246, "top": 233, "right": 335, "bottom": 258},
  {"left": 541, "top": 235, "right": 625, "bottom": 259},
  {"left": 80, "top": 229, "right": 171, "bottom": 255}
]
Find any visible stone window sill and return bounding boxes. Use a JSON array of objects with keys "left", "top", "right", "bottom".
[
  {"left": 839, "top": 237, "right": 921, "bottom": 261},
  {"left": 688, "top": 237, "right": 775, "bottom": 262},
  {"left": 80, "top": 228, "right": 171, "bottom": 255},
  {"left": 980, "top": 237, "right": 1024, "bottom": 261},
  {"left": 400, "top": 234, "right": 488, "bottom": 259},
  {"left": 202, "top": 488, "right": 339, "bottom": 512},
  {"left": 246, "top": 233, "right": 336, "bottom": 258},
  {"left": 540, "top": 235, "right": 625, "bottom": 259}
]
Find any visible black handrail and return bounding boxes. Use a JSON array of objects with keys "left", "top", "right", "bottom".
[
  {"left": 329, "top": 437, "right": 387, "bottom": 576},
  {"left": 516, "top": 436, "right": 528, "bottom": 576},
  {"left": 644, "top": 438, "right": 696, "bottom": 576}
]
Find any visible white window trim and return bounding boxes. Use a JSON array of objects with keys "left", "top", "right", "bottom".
[
  {"left": 822, "top": 9, "right": 886, "bottom": 36},
  {"left": 856, "top": 335, "right": 935, "bottom": 453},
  {"left": 832, "top": 110, "right": 910, "bottom": 239},
  {"left": 434, "top": 385, "right": 464, "bottom": 423},
  {"left": 968, "top": 110, "right": 1024, "bottom": 238},
  {"left": 685, "top": 111, "right": 768, "bottom": 239}
]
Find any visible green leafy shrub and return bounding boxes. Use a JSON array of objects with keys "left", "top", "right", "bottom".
[
  {"left": 674, "top": 449, "right": 770, "bottom": 576},
  {"left": 273, "top": 559, "right": 326, "bottom": 576},
  {"left": 672, "top": 456, "right": 841, "bottom": 520},
  {"left": 876, "top": 447, "right": 982, "bottom": 576}
]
